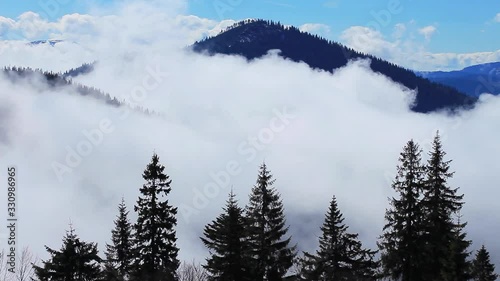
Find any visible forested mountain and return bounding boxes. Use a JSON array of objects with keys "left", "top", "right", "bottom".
[
  {"left": 192, "top": 19, "right": 477, "bottom": 113},
  {"left": 1, "top": 66, "right": 159, "bottom": 116},
  {"left": 63, "top": 62, "right": 96, "bottom": 78},
  {"left": 417, "top": 62, "right": 500, "bottom": 97},
  {"left": 2, "top": 66, "right": 121, "bottom": 106}
]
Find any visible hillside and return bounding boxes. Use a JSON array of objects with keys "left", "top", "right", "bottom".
[
  {"left": 192, "top": 20, "right": 477, "bottom": 113},
  {"left": 1, "top": 66, "right": 121, "bottom": 106}
]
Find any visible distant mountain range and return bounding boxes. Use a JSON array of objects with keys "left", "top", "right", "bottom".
[
  {"left": 416, "top": 62, "right": 500, "bottom": 97},
  {"left": 28, "top": 40, "right": 64, "bottom": 46},
  {"left": 192, "top": 19, "right": 477, "bottom": 113}
]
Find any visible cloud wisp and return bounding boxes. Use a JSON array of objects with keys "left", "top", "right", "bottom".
[{"left": 418, "top": 25, "right": 437, "bottom": 41}]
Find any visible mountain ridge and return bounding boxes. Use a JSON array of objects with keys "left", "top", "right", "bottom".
[
  {"left": 192, "top": 19, "right": 477, "bottom": 114},
  {"left": 1, "top": 66, "right": 159, "bottom": 116},
  {"left": 416, "top": 62, "right": 500, "bottom": 97}
]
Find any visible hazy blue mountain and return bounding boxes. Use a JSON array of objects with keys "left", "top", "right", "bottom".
[
  {"left": 28, "top": 40, "right": 63, "bottom": 46},
  {"left": 417, "top": 62, "right": 500, "bottom": 97},
  {"left": 192, "top": 19, "right": 476, "bottom": 113}
]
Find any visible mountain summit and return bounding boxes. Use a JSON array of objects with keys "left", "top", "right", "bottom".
[{"left": 192, "top": 19, "right": 476, "bottom": 113}]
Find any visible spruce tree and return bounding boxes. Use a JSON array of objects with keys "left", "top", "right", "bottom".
[
  {"left": 471, "top": 245, "right": 498, "bottom": 281},
  {"left": 421, "top": 132, "right": 466, "bottom": 281},
  {"left": 378, "top": 139, "right": 426, "bottom": 281},
  {"left": 132, "top": 153, "right": 180, "bottom": 281},
  {"left": 201, "top": 191, "right": 252, "bottom": 281},
  {"left": 441, "top": 216, "right": 472, "bottom": 281},
  {"left": 301, "top": 196, "right": 378, "bottom": 281},
  {"left": 104, "top": 198, "right": 134, "bottom": 281},
  {"left": 34, "top": 225, "right": 102, "bottom": 281},
  {"left": 245, "top": 163, "right": 296, "bottom": 281}
]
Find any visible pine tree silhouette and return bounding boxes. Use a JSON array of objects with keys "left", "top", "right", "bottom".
[
  {"left": 132, "top": 153, "right": 180, "bottom": 281},
  {"left": 245, "top": 163, "right": 296, "bottom": 281},
  {"left": 201, "top": 190, "right": 252, "bottom": 281}
]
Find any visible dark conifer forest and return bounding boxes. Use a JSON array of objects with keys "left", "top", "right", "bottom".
[
  {"left": 192, "top": 20, "right": 477, "bottom": 114},
  {"left": 30, "top": 132, "right": 498, "bottom": 281}
]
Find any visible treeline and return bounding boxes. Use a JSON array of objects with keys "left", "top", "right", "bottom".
[
  {"left": 62, "top": 62, "right": 96, "bottom": 78},
  {"left": 2, "top": 66, "right": 121, "bottom": 106},
  {"left": 31, "top": 133, "right": 498, "bottom": 281},
  {"left": 1, "top": 66, "right": 158, "bottom": 116}
]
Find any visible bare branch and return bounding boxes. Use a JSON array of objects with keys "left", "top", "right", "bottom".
[{"left": 177, "top": 260, "right": 208, "bottom": 281}]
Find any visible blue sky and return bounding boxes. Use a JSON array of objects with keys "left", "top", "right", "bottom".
[
  {"left": 188, "top": 0, "right": 500, "bottom": 53},
  {"left": 1, "top": 0, "right": 499, "bottom": 54}
]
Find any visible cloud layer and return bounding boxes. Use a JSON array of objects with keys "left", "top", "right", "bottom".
[
  {"left": 1, "top": 3, "right": 499, "bottom": 72},
  {"left": 1, "top": 0, "right": 500, "bottom": 270},
  {"left": 340, "top": 23, "right": 500, "bottom": 71}
]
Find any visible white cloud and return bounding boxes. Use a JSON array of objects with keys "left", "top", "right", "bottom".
[
  {"left": 0, "top": 11, "right": 237, "bottom": 73},
  {"left": 495, "top": 13, "right": 500, "bottom": 22},
  {"left": 341, "top": 24, "right": 500, "bottom": 71},
  {"left": 392, "top": 23, "right": 406, "bottom": 39},
  {"left": 174, "top": 15, "right": 236, "bottom": 40},
  {"left": 340, "top": 26, "right": 400, "bottom": 59},
  {"left": 1, "top": 0, "right": 500, "bottom": 271},
  {"left": 0, "top": 11, "right": 497, "bottom": 71},
  {"left": 0, "top": 8, "right": 232, "bottom": 44},
  {"left": 0, "top": 16, "right": 15, "bottom": 36},
  {"left": 418, "top": 25, "right": 437, "bottom": 40},
  {"left": 58, "top": 13, "right": 97, "bottom": 34},
  {"left": 299, "top": 23, "right": 332, "bottom": 38}
]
